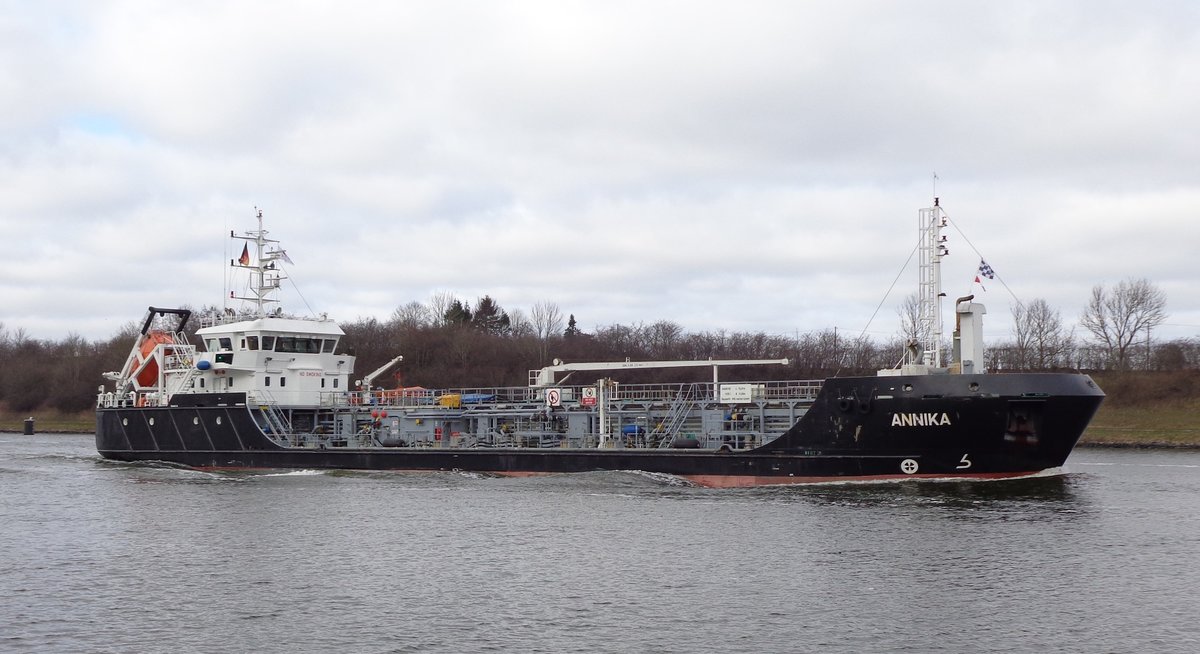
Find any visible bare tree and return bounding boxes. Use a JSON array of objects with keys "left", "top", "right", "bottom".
[
  {"left": 1151, "top": 339, "right": 1195, "bottom": 370},
  {"left": 389, "top": 301, "right": 431, "bottom": 329},
  {"left": 427, "top": 290, "right": 456, "bottom": 327},
  {"left": 1080, "top": 277, "right": 1167, "bottom": 370},
  {"left": 527, "top": 301, "right": 563, "bottom": 364},
  {"left": 593, "top": 323, "right": 646, "bottom": 359},
  {"left": 727, "top": 331, "right": 787, "bottom": 360},
  {"left": 683, "top": 330, "right": 728, "bottom": 359},
  {"left": 837, "top": 333, "right": 881, "bottom": 373},
  {"left": 793, "top": 330, "right": 838, "bottom": 372},
  {"left": 1012, "top": 298, "right": 1075, "bottom": 370},
  {"left": 530, "top": 300, "right": 564, "bottom": 341},
  {"left": 0, "top": 323, "right": 31, "bottom": 348},
  {"left": 891, "top": 292, "right": 930, "bottom": 365},
  {"left": 644, "top": 320, "right": 685, "bottom": 359},
  {"left": 896, "top": 293, "right": 923, "bottom": 345},
  {"left": 507, "top": 308, "right": 535, "bottom": 338}
]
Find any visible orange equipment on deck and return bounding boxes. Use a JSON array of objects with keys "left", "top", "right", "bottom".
[{"left": 135, "top": 330, "right": 175, "bottom": 387}]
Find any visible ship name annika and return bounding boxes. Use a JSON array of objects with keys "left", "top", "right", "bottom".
[{"left": 890, "top": 412, "right": 952, "bottom": 427}]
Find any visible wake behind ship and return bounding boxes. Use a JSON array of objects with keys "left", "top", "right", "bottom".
[{"left": 95, "top": 202, "right": 1104, "bottom": 487}]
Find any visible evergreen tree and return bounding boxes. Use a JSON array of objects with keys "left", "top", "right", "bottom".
[
  {"left": 471, "top": 295, "right": 511, "bottom": 335},
  {"left": 564, "top": 314, "right": 581, "bottom": 338},
  {"left": 444, "top": 299, "right": 472, "bottom": 326}
]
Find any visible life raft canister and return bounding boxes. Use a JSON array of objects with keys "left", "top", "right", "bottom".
[{"left": 136, "top": 330, "right": 175, "bottom": 387}]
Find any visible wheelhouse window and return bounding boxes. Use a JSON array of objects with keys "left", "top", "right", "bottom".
[
  {"left": 322, "top": 339, "right": 336, "bottom": 353},
  {"left": 275, "top": 336, "right": 323, "bottom": 353},
  {"left": 264, "top": 377, "right": 271, "bottom": 387},
  {"left": 247, "top": 336, "right": 259, "bottom": 350},
  {"left": 262, "top": 336, "right": 275, "bottom": 350},
  {"left": 280, "top": 377, "right": 286, "bottom": 387},
  {"left": 218, "top": 337, "right": 232, "bottom": 350}
]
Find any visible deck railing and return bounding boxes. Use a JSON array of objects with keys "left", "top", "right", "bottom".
[{"left": 341, "top": 379, "right": 825, "bottom": 410}]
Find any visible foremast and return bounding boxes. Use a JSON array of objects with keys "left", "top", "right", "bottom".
[{"left": 917, "top": 198, "right": 950, "bottom": 367}]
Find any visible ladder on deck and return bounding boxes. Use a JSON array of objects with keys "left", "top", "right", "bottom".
[
  {"left": 162, "top": 345, "right": 200, "bottom": 399},
  {"left": 655, "top": 383, "right": 700, "bottom": 448},
  {"left": 253, "top": 392, "right": 292, "bottom": 442}
]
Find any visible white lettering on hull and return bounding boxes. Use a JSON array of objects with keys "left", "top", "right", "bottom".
[{"left": 890, "top": 412, "right": 952, "bottom": 427}]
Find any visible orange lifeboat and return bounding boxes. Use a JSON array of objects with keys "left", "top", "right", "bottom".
[{"left": 135, "top": 330, "right": 175, "bottom": 387}]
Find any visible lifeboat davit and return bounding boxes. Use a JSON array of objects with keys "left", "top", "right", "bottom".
[{"left": 135, "top": 330, "right": 175, "bottom": 387}]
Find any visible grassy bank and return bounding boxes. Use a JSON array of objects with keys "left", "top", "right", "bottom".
[
  {"left": 1080, "top": 400, "right": 1200, "bottom": 448},
  {"left": 4, "top": 371, "right": 1198, "bottom": 447},
  {"left": 1, "top": 409, "right": 94, "bottom": 434},
  {"left": 1079, "top": 371, "right": 1200, "bottom": 448}
]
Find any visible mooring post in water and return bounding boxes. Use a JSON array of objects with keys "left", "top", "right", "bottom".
[{"left": 24, "top": 417, "right": 35, "bottom": 435}]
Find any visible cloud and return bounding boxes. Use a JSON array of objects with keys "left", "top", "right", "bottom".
[{"left": 1, "top": 1, "right": 1197, "bottom": 346}]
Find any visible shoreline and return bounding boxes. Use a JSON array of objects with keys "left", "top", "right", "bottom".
[{"left": 1076, "top": 441, "right": 1200, "bottom": 450}]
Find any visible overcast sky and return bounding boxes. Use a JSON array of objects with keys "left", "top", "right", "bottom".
[{"left": 2, "top": 1, "right": 1198, "bottom": 348}]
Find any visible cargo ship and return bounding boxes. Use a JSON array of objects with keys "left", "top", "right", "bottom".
[{"left": 95, "top": 202, "right": 1104, "bottom": 487}]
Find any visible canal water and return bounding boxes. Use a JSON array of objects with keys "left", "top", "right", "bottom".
[{"left": 2, "top": 433, "right": 1198, "bottom": 653}]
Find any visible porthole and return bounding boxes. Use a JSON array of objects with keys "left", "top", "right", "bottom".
[
  {"left": 149, "top": 417, "right": 155, "bottom": 426},
  {"left": 216, "top": 416, "right": 223, "bottom": 425},
  {"left": 969, "top": 382, "right": 980, "bottom": 392},
  {"left": 122, "top": 418, "right": 128, "bottom": 426},
  {"left": 193, "top": 417, "right": 200, "bottom": 426}
]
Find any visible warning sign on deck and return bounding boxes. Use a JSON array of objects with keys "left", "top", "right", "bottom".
[{"left": 719, "top": 383, "right": 754, "bottom": 403}]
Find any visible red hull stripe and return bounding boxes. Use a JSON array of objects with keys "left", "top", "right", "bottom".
[
  {"left": 680, "top": 471, "right": 1047, "bottom": 488},
  {"left": 192, "top": 466, "right": 1048, "bottom": 488}
]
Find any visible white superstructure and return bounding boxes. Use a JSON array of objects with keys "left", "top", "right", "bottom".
[{"left": 101, "top": 210, "right": 356, "bottom": 408}]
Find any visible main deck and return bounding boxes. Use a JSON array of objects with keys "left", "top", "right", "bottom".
[
  {"left": 333, "top": 379, "right": 821, "bottom": 450},
  {"left": 102, "top": 379, "right": 824, "bottom": 451}
]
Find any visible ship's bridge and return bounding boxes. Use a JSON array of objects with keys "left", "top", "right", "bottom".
[{"left": 191, "top": 316, "right": 355, "bottom": 407}]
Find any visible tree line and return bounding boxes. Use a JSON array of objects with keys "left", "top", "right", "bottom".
[
  {"left": 1, "top": 277, "right": 1195, "bottom": 414},
  {"left": 983, "top": 278, "right": 1188, "bottom": 371}
]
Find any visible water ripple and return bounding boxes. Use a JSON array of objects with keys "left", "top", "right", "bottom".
[{"left": 3, "top": 435, "right": 1200, "bottom": 653}]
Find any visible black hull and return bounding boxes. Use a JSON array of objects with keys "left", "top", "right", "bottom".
[{"left": 96, "top": 373, "right": 1104, "bottom": 487}]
